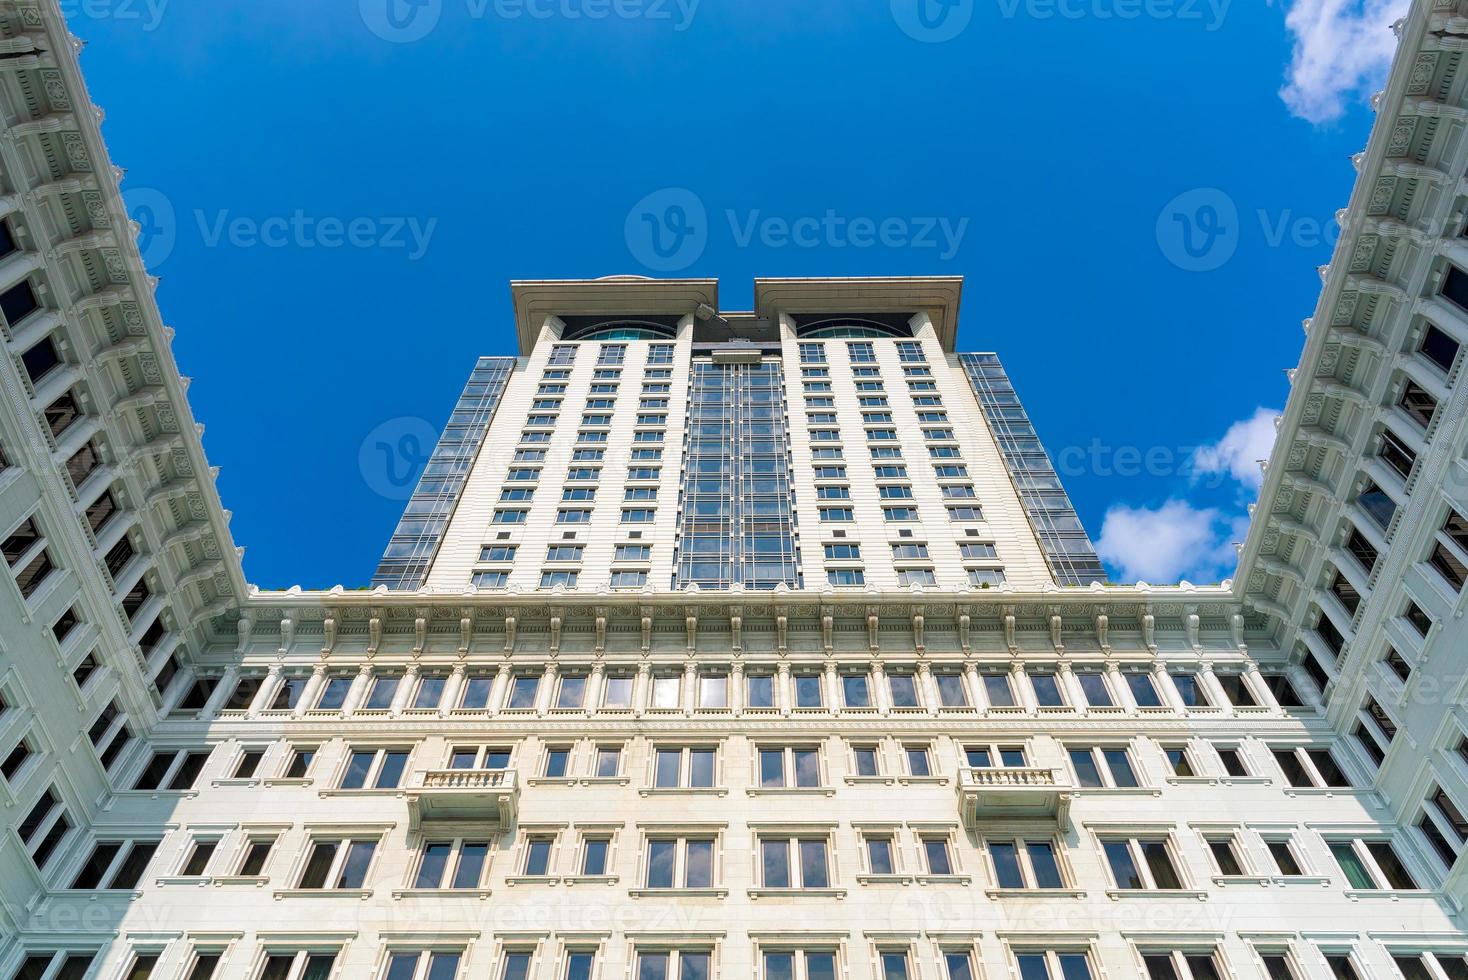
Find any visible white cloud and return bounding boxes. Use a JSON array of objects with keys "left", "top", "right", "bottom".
[
  {"left": 1095, "top": 500, "right": 1246, "bottom": 584},
  {"left": 1279, "top": 0, "right": 1406, "bottom": 124},
  {"left": 1193, "top": 407, "right": 1280, "bottom": 490}
]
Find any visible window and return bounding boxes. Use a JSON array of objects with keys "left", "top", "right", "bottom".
[
  {"left": 636, "top": 951, "right": 710, "bottom": 980},
  {"left": 988, "top": 838, "right": 1065, "bottom": 888},
  {"left": 1070, "top": 745, "right": 1139, "bottom": 788},
  {"left": 650, "top": 672, "right": 681, "bottom": 709},
  {"left": 653, "top": 746, "right": 716, "bottom": 788},
  {"left": 1272, "top": 746, "right": 1351, "bottom": 788},
  {"left": 794, "top": 673, "right": 823, "bottom": 708},
  {"left": 281, "top": 746, "right": 315, "bottom": 779},
  {"left": 1421, "top": 322, "right": 1461, "bottom": 372},
  {"left": 841, "top": 671, "right": 871, "bottom": 708},
  {"left": 1170, "top": 671, "right": 1211, "bottom": 708},
  {"left": 879, "top": 951, "right": 913, "bottom": 980},
  {"left": 363, "top": 673, "right": 401, "bottom": 710},
  {"left": 232, "top": 749, "right": 265, "bottom": 779},
  {"left": 763, "top": 949, "right": 837, "bottom": 980},
  {"left": 1161, "top": 744, "right": 1197, "bottom": 777},
  {"left": 602, "top": 674, "right": 633, "bottom": 709},
  {"left": 543, "top": 746, "right": 571, "bottom": 778},
  {"left": 500, "top": 951, "right": 535, "bottom": 980},
  {"left": 3, "top": 517, "right": 54, "bottom": 601},
  {"left": 506, "top": 674, "right": 540, "bottom": 709},
  {"left": 920, "top": 834, "right": 956, "bottom": 875},
  {"left": 315, "top": 674, "right": 353, "bottom": 710},
  {"left": 934, "top": 671, "right": 969, "bottom": 707},
  {"left": 1215, "top": 746, "right": 1250, "bottom": 777},
  {"left": 1215, "top": 673, "right": 1258, "bottom": 707},
  {"left": 339, "top": 748, "right": 409, "bottom": 789},
  {"left": 1260, "top": 672, "right": 1305, "bottom": 708},
  {"left": 380, "top": 951, "right": 462, "bottom": 980},
  {"left": 612, "top": 570, "right": 648, "bottom": 589},
  {"left": 827, "top": 568, "right": 865, "bottom": 586},
  {"left": 965, "top": 744, "right": 1027, "bottom": 767},
  {"left": 132, "top": 749, "right": 210, "bottom": 791},
  {"left": 1400, "top": 380, "right": 1438, "bottom": 428},
  {"left": 69, "top": 839, "right": 159, "bottom": 889},
  {"left": 1329, "top": 837, "right": 1417, "bottom": 889},
  {"left": 1029, "top": 671, "right": 1066, "bottom": 708},
  {"left": 852, "top": 744, "right": 881, "bottom": 777},
  {"left": 905, "top": 743, "right": 933, "bottom": 776},
  {"left": 9, "top": 953, "right": 100, "bottom": 980},
  {"left": 864, "top": 834, "right": 897, "bottom": 874},
  {"left": 759, "top": 835, "right": 830, "bottom": 888},
  {"left": 297, "top": 838, "right": 377, "bottom": 889},
  {"left": 1103, "top": 836, "right": 1183, "bottom": 889},
  {"left": 897, "top": 568, "right": 936, "bottom": 586},
  {"left": 616, "top": 544, "right": 652, "bottom": 561},
  {"left": 448, "top": 745, "right": 511, "bottom": 769},
  {"left": 1418, "top": 784, "right": 1467, "bottom": 868},
  {"left": 413, "top": 839, "right": 490, "bottom": 889},
  {"left": 759, "top": 746, "right": 821, "bottom": 788},
  {"left": 981, "top": 671, "right": 1016, "bottom": 707},
  {"left": 745, "top": 672, "right": 774, "bottom": 709},
  {"left": 1074, "top": 669, "right": 1113, "bottom": 707},
  {"left": 1429, "top": 509, "right": 1468, "bottom": 591},
  {"left": 593, "top": 744, "right": 622, "bottom": 778},
  {"left": 1392, "top": 953, "right": 1468, "bottom": 980},
  {"left": 1379, "top": 427, "right": 1417, "bottom": 480},
  {"left": 644, "top": 837, "right": 715, "bottom": 888},
  {"left": 1141, "top": 951, "right": 1224, "bottom": 980},
  {"left": 1126, "top": 672, "right": 1164, "bottom": 707},
  {"left": 1358, "top": 479, "right": 1397, "bottom": 529},
  {"left": 888, "top": 671, "right": 921, "bottom": 708}
]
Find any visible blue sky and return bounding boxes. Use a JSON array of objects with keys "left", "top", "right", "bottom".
[{"left": 67, "top": 0, "right": 1398, "bottom": 589}]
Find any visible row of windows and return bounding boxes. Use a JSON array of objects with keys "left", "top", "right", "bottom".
[
  {"left": 186, "top": 660, "right": 1306, "bottom": 717},
  {"left": 32, "top": 939, "right": 1459, "bottom": 980},
  {"left": 116, "top": 733, "right": 1359, "bottom": 805}
]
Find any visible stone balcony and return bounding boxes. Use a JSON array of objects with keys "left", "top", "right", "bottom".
[
  {"left": 406, "top": 767, "right": 519, "bottom": 830},
  {"left": 956, "top": 766, "right": 1071, "bottom": 827}
]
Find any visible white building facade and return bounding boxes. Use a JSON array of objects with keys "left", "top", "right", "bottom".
[{"left": 0, "top": 1, "right": 1467, "bottom": 979}]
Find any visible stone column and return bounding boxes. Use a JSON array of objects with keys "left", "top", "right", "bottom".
[
  {"left": 439, "top": 663, "right": 467, "bottom": 719},
  {"left": 536, "top": 663, "right": 557, "bottom": 717},
  {"left": 294, "top": 664, "right": 328, "bottom": 719},
  {"left": 777, "top": 661, "right": 791, "bottom": 717},
  {"left": 916, "top": 660, "right": 938, "bottom": 715},
  {"left": 488, "top": 663, "right": 512, "bottom": 715},
  {"left": 824, "top": 660, "right": 839, "bottom": 713},
  {"left": 1108, "top": 661, "right": 1138, "bottom": 712},
  {"left": 390, "top": 663, "right": 420, "bottom": 716},
  {"left": 1011, "top": 660, "right": 1036, "bottom": 712},
  {"left": 962, "top": 660, "right": 981, "bottom": 712},
  {"left": 201, "top": 666, "right": 240, "bottom": 719},
  {"left": 682, "top": 660, "right": 698, "bottom": 716},
  {"left": 246, "top": 664, "right": 283, "bottom": 719},
  {"left": 342, "top": 664, "right": 375, "bottom": 717},
  {"left": 633, "top": 661, "right": 651, "bottom": 717},
  {"left": 871, "top": 659, "right": 889, "bottom": 715},
  {"left": 730, "top": 661, "right": 745, "bottom": 716},
  {"left": 588, "top": 662, "right": 605, "bottom": 717}
]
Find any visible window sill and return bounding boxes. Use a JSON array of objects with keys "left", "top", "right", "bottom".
[
  {"left": 1218, "top": 776, "right": 1273, "bottom": 786},
  {"left": 564, "top": 874, "right": 619, "bottom": 887},
  {"left": 212, "top": 875, "right": 269, "bottom": 887},
  {"left": 1269, "top": 875, "right": 1333, "bottom": 886},
  {"left": 526, "top": 776, "right": 578, "bottom": 786},
  {"left": 1072, "top": 787, "right": 1162, "bottom": 797},
  {"left": 897, "top": 776, "right": 949, "bottom": 786},
  {"left": 984, "top": 887, "right": 1087, "bottom": 898},
  {"left": 51, "top": 888, "right": 142, "bottom": 901},
  {"left": 113, "top": 789, "right": 200, "bottom": 801},
  {"left": 1343, "top": 888, "right": 1434, "bottom": 900},
  {"left": 155, "top": 875, "right": 213, "bottom": 887},
  {"left": 628, "top": 887, "right": 727, "bottom": 898},
  {"left": 856, "top": 874, "right": 915, "bottom": 885},
  {"left": 504, "top": 875, "right": 561, "bottom": 887},
  {"left": 317, "top": 788, "right": 405, "bottom": 798},
  {"left": 210, "top": 777, "right": 260, "bottom": 788},
  {"left": 638, "top": 787, "right": 728, "bottom": 798},
  {"left": 914, "top": 874, "right": 971, "bottom": 885},
  {"left": 746, "top": 787, "right": 836, "bottom": 797},
  {"left": 273, "top": 888, "right": 372, "bottom": 900},
  {"left": 1104, "top": 889, "right": 1208, "bottom": 900},
  {"left": 1282, "top": 786, "right": 1368, "bottom": 798},
  {"left": 1165, "top": 776, "right": 1222, "bottom": 786},
  {"left": 748, "top": 887, "right": 847, "bottom": 899},
  {"left": 391, "top": 887, "right": 493, "bottom": 900},
  {"left": 845, "top": 775, "right": 896, "bottom": 786},
  {"left": 578, "top": 776, "right": 631, "bottom": 787},
  {"left": 1211, "top": 875, "right": 1272, "bottom": 886},
  {"left": 263, "top": 777, "right": 313, "bottom": 788}
]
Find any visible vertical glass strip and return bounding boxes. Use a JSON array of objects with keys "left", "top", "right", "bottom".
[
  {"left": 675, "top": 358, "right": 801, "bottom": 590},
  {"left": 959, "top": 353, "right": 1106, "bottom": 586},
  {"left": 371, "top": 357, "right": 515, "bottom": 590}
]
